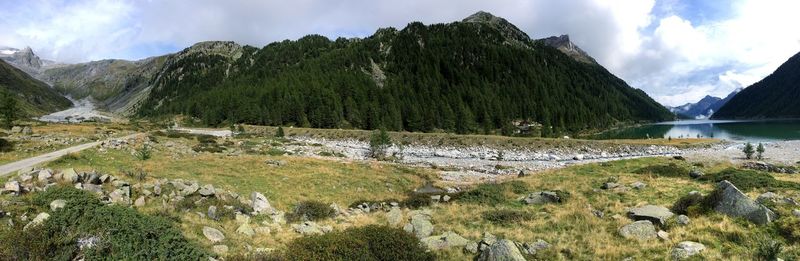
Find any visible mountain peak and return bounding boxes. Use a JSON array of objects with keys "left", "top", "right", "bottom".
[
  {"left": 462, "top": 11, "right": 530, "bottom": 44},
  {"left": 540, "top": 35, "right": 597, "bottom": 64}
]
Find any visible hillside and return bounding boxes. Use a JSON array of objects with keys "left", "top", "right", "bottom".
[
  {"left": 0, "top": 59, "right": 71, "bottom": 116},
  {"left": 713, "top": 51, "right": 800, "bottom": 119},
  {"left": 138, "top": 12, "right": 672, "bottom": 135}
]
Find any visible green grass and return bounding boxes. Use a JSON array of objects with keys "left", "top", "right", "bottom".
[{"left": 700, "top": 168, "right": 800, "bottom": 192}]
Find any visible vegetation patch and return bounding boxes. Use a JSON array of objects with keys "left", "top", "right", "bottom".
[
  {"left": 482, "top": 209, "right": 534, "bottom": 225},
  {"left": 458, "top": 181, "right": 529, "bottom": 205},
  {"left": 634, "top": 163, "right": 689, "bottom": 177},
  {"left": 287, "top": 200, "right": 336, "bottom": 222},
  {"left": 700, "top": 168, "right": 800, "bottom": 192},
  {"left": 0, "top": 138, "right": 12, "bottom": 152},
  {"left": 275, "top": 225, "right": 434, "bottom": 261}
]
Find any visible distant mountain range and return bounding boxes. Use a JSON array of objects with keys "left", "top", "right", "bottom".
[
  {"left": 668, "top": 88, "right": 741, "bottom": 119},
  {"left": 0, "top": 59, "right": 71, "bottom": 116},
  {"left": 713, "top": 51, "right": 800, "bottom": 119},
  {"left": 1, "top": 11, "right": 674, "bottom": 135}
]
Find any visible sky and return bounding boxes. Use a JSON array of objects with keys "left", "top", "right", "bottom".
[{"left": 1, "top": 0, "right": 799, "bottom": 107}]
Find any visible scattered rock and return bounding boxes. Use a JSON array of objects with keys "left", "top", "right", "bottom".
[
  {"left": 37, "top": 169, "right": 53, "bottom": 182},
  {"left": 657, "top": 230, "right": 670, "bottom": 241},
  {"left": 742, "top": 161, "right": 797, "bottom": 174},
  {"left": 516, "top": 239, "right": 550, "bottom": 255},
  {"left": 236, "top": 223, "right": 256, "bottom": 237},
  {"left": 213, "top": 245, "right": 229, "bottom": 255},
  {"left": 251, "top": 192, "right": 274, "bottom": 215},
  {"left": 4, "top": 181, "right": 21, "bottom": 194},
  {"left": 24, "top": 212, "right": 50, "bottom": 230},
  {"left": 477, "top": 239, "right": 526, "bottom": 261},
  {"left": 198, "top": 184, "right": 215, "bottom": 197},
  {"left": 421, "top": 231, "right": 470, "bottom": 250},
  {"left": 408, "top": 212, "right": 434, "bottom": 238},
  {"left": 134, "top": 196, "right": 146, "bottom": 207},
  {"left": 793, "top": 209, "right": 800, "bottom": 217},
  {"left": 573, "top": 154, "right": 584, "bottom": 161},
  {"left": 181, "top": 182, "right": 200, "bottom": 196},
  {"left": 292, "top": 221, "right": 331, "bottom": 235},
  {"left": 601, "top": 182, "right": 620, "bottom": 190},
  {"left": 235, "top": 213, "right": 250, "bottom": 224},
  {"left": 670, "top": 241, "right": 705, "bottom": 260},
  {"left": 756, "top": 192, "right": 790, "bottom": 205},
  {"left": 711, "top": 180, "right": 776, "bottom": 225},
  {"left": 464, "top": 241, "right": 479, "bottom": 254},
  {"left": 619, "top": 220, "right": 657, "bottom": 240},
  {"left": 677, "top": 215, "right": 690, "bottom": 225},
  {"left": 202, "top": 226, "right": 225, "bottom": 243},
  {"left": 61, "top": 168, "right": 79, "bottom": 183},
  {"left": 627, "top": 205, "right": 674, "bottom": 226},
  {"left": 208, "top": 206, "right": 218, "bottom": 220},
  {"left": 592, "top": 209, "right": 605, "bottom": 218},
  {"left": 386, "top": 208, "right": 403, "bottom": 226},
  {"left": 631, "top": 181, "right": 647, "bottom": 190},
  {"left": 688, "top": 169, "right": 704, "bottom": 179},
  {"left": 50, "top": 199, "right": 66, "bottom": 211},
  {"left": 521, "top": 191, "right": 563, "bottom": 205},
  {"left": 77, "top": 236, "right": 101, "bottom": 250}
]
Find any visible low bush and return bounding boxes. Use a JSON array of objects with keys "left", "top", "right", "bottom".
[
  {"left": 753, "top": 235, "right": 784, "bottom": 261},
  {"left": 482, "top": 209, "right": 534, "bottom": 225},
  {"left": 0, "top": 186, "right": 207, "bottom": 260},
  {"left": 279, "top": 225, "right": 434, "bottom": 261},
  {"left": 0, "top": 138, "right": 12, "bottom": 152},
  {"left": 53, "top": 152, "right": 82, "bottom": 164},
  {"left": 196, "top": 134, "right": 217, "bottom": 144},
  {"left": 775, "top": 215, "right": 800, "bottom": 243},
  {"left": 700, "top": 168, "right": 800, "bottom": 192},
  {"left": 671, "top": 193, "right": 704, "bottom": 215},
  {"left": 287, "top": 201, "right": 336, "bottom": 222},
  {"left": 634, "top": 163, "right": 688, "bottom": 177},
  {"left": 459, "top": 181, "right": 530, "bottom": 205},
  {"left": 192, "top": 143, "right": 226, "bottom": 153}
]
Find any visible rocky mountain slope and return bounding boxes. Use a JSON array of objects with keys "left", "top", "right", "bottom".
[
  {"left": 669, "top": 88, "right": 741, "bottom": 119},
  {"left": 0, "top": 59, "right": 71, "bottom": 116},
  {"left": 137, "top": 11, "right": 672, "bottom": 134},
  {"left": 539, "top": 35, "right": 597, "bottom": 64},
  {"left": 713, "top": 51, "right": 800, "bottom": 119}
]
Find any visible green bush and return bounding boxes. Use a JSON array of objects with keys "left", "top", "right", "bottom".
[
  {"left": 671, "top": 193, "right": 704, "bottom": 215},
  {"left": 700, "top": 168, "right": 800, "bottom": 192},
  {"left": 482, "top": 209, "right": 534, "bottom": 225},
  {"left": 0, "top": 138, "right": 12, "bottom": 152},
  {"left": 1, "top": 186, "right": 207, "bottom": 260},
  {"left": 287, "top": 201, "right": 336, "bottom": 222},
  {"left": 458, "top": 181, "right": 529, "bottom": 205},
  {"left": 280, "top": 225, "right": 434, "bottom": 261},
  {"left": 753, "top": 235, "right": 784, "bottom": 261},
  {"left": 634, "top": 163, "right": 688, "bottom": 177},
  {"left": 368, "top": 128, "right": 391, "bottom": 160},
  {"left": 775, "top": 216, "right": 800, "bottom": 243}
]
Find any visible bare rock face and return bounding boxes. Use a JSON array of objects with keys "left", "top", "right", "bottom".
[
  {"left": 477, "top": 239, "right": 526, "bottom": 261},
  {"left": 712, "top": 180, "right": 777, "bottom": 225},
  {"left": 462, "top": 11, "right": 531, "bottom": 47},
  {"left": 540, "top": 35, "right": 598, "bottom": 64},
  {"left": 619, "top": 220, "right": 658, "bottom": 240}
]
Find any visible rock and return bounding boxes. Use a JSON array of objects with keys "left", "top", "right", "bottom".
[
  {"left": 202, "top": 227, "right": 225, "bottom": 242},
  {"left": 677, "top": 215, "right": 690, "bottom": 225},
  {"left": 108, "top": 187, "right": 131, "bottom": 205},
  {"left": 98, "top": 174, "right": 111, "bottom": 184},
  {"left": 292, "top": 221, "right": 331, "bottom": 236},
  {"left": 517, "top": 239, "right": 551, "bottom": 255},
  {"left": 61, "top": 168, "right": 79, "bottom": 183},
  {"left": 477, "top": 239, "right": 526, "bottom": 261},
  {"left": 793, "top": 209, "right": 800, "bottom": 217},
  {"left": 50, "top": 199, "right": 66, "bottom": 211},
  {"left": 517, "top": 170, "right": 527, "bottom": 177},
  {"left": 251, "top": 192, "right": 274, "bottom": 215},
  {"left": 10, "top": 126, "right": 21, "bottom": 133},
  {"left": 756, "top": 192, "right": 786, "bottom": 205},
  {"left": 573, "top": 154, "right": 584, "bottom": 161},
  {"left": 37, "top": 169, "right": 53, "bottom": 182},
  {"left": 85, "top": 172, "right": 100, "bottom": 185},
  {"left": 742, "top": 161, "right": 798, "bottom": 174},
  {"left": 688, "top": 169, "right": 704, "bottom": 179},
  {"left": 112, "top": 180, "right": 129, "bottom": 188},
  {"left": 480, "top": 232, "right": 497, "bottom": 251},
  {"left": 631, "top": 181, "right": 647, "bottom": 190},
  {"left": 673, "top": 155, "right": 686, "bottom": 160},
  {"left": 627, "top": 205, "right": 674, "bottom": 226},
  {"left": 198, "top": 184, "right": 215, "bottom": 197},
  {"left": 601, "top": 182, "right": 620, "bottom": 190},
  {"left": 21, "top": 126, "right": 32, "bottom": 135},
  {"left": 4, "top": 181, "right": 21, "bottom": 194},
  {"left": 24, "top": 212, "right": 50, "bottom": 230},
  {"left": 592, "top": 209, "right": 605, "bottom": 218},
  {"left": 521, "top": 191, "right": 562, "bottom": 205},
  {"left": 465, "top": 241, "right": 479, "bottom": 254},
  {"left": 77, "top": 236, "right": 101, "bottom": 250},
  {"left": 386, "top": 208, "right": 404, "bottom": 226},
  {"left": 181, "top": 182, "right": 200, "bottom": 196},
  {"left": 712, "top": 180, "right": 777, "bottom": 225},
  {"left": 208, "top": 206, "right": 218, "bottom": 220},
  {"left": 270, "top": 211, "right": 286, "bottom": 224},
  {"left": 619, "top": 220, "right": 657, "bottom": 240},
  {"left": 657, "top": 230, "right": 670, "bottom": 241},
  {"left": 236, "top": 223, "right": 256, "bottom": 237},
  {"left": 235, "top": 213, "right": 250, "bottom": 224},
  {"left": 213, "top": 245, "right": 229, "bottom": 255},
  {"left": 82, "top": 184, "right": 103, "bottom": 194},
  {"left": 134, "top": 196, "right": 146, "bottom": 207},
  {"left": 670, "top": 241, "right": 705, "bottom": 260},
  {"left": 421, "top": 231, "right": 470, "bottom": 250},
  {"left": 409, "top": 213, "right": 434, "bottom": 238},
  {"left": 443, "top": 195, "right": 451, "bottom": 202}
]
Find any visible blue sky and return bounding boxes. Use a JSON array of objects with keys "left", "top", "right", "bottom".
[{"left": 1, "top": 0, "right": 799, "bottom": 106}]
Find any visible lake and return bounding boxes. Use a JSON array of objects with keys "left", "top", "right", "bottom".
[{"left": 592, "top": 119, "right": 800, "bottom": 141}]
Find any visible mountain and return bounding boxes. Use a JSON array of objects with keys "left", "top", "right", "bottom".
[
  {"left": 713, "top": 51, "right": 800, "bottom": 119},
  {"left": 705, "top": 88, "right": 741, "bottom": 116},
  {"left": 669, "top": 95, "right": 722, "bottom": 119},
  {"left": 539, "top": 35, "right": 597, "bottom": 64},
  {"left": 135, "top": 11, "right": 672, "bottom": 135},
  {"left": 0, "top": 59, "right": 71, "bottom": 116}
]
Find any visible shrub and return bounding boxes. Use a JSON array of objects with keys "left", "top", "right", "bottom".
[
  {"left": 776, "top": 215, "right": 800, "bottom": 243},
  {"left": 671, "top": 193, "right": 704, "bottom": 215},
  {"left": 754, "top": 235, "right": 784, "bottom": 261},
  {"left": 287, "top": 201, "right": 336, "bottom": 222},
  {"left": 368, "top": 128, "right": 391, "bottom": 160},
  {"left": 743, "top": 142, "right": 755, "bottom": 159},
  {"left": 134, "top": 144, "right": 152, "bottom": 161},
  {"left": 700, "top": 168, "right": 800, "bottom": 192},
  {"left": 2, "top": 186, "right": 207, "bottom": 260},
  {"left": 281, "top": 225, "right": 434, "bottom": 261},
  {"left": 459, "top": 181, "right": 530, "bottom": 205},
  {"left": 634, "top": 163, "right": 688, "bottom": 177},
  {"left": 196, "top": 134, "right": 217, "bottom": 144},
  {"left": 53, "top": 152, "right": 81, "bottom": 164},
  {"left": 0, "top": 138, "right": 12, "bottom": 152},
  {"left": 482, "top": 209, "right": 534, "bottom": 225},
  {"left": 756, "top": 143, "right": 766, "bottom": 160},
  {"left": 275, "top": 126, "right": 285, "bottom": 138}
]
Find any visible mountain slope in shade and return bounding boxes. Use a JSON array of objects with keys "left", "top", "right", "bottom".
[
  {"left": 670, "top": 95, "right": 722, "bottom": 119},
  {"left": 705, "top": 88, "right": 741, "bottom": 116},
  {"left": 713, "top": 51, "right": 800, "bottom": 119},
  {"left": 137, "top": 11, "right": 673, "bottom": 134},
  {"left": 0, "top": 59, "right": 71, "bottom": 116}
]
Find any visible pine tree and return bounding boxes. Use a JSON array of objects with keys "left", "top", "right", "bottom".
[
  {"left": 743, "top": 142, "right": 755, "bottom": 160},
  {"left": 756, "top": 143, "right": 765, "bottom": 160},
  {"left": 0, "top": 89, "right": 17, "bottom": 129}
]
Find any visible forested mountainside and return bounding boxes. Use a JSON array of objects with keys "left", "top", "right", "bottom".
[
  {"left": 137, "top": 12, "right": 672, "bottom": 135},
  {"left": 713, "top": 51, "right": 800, "bottom": 119},
  {"left": 0, "top": 59, "right": 71, "bottom": 116}
]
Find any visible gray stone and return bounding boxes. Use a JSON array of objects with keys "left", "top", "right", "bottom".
[
  {"left": 619, "top": 220, "right": 657, "bottom": 240},
  {"left": 517, "top": 239, "right": 550, "bottom": 255},
  {"left": 601, "top": 182, "right": 620, "bottom": 189},
  {"left": 98, "top": 174, "right": 110, "bottom": 184},
  {"left": 292, "top": 221, "right": 331, "bottom": 236},
  {"left": 677, "top": 215, "right": 690, "bottom": 225},
  {"left": 208, "top": 206, "right": 218, "bottom": 220},
  {"left": 213, "top": 245, "right": 229, "bottom": 255},
  {"left": 50, "top": 199, "right": 66, "bottom": 211},
  {"left": 112, "top": 180, "right": 129, "bottom": 188},
  {"left": 421, "top": 231, "right": 470, "bottom": 250},
  {"left": 465, "top": 241, "right": 479, "bottom": 254},
  {"left": 24, "top": 212, "right": 50, "bottom": 230},
  {"left": 409, "top": 213, "right": 434, "bottom": 238},
  {"left": 251, "top": 192, "right": 274, "bottom": 215},
  {"left": 37, "top": 169, "right": 53, "bottom": 182},
  {"left": 4, "top": 181, "right": 21, "bottom": 194},
  {"left": 756, "top": 192, "right": 786, "bottom": 205},
  {"left": 631, "top": 181, "right": 647, "bottom": 190},
  {"left": 670, "top": 241, "right": 705, "bottom": 260},
  {"left": 627, "top": 205, "right": 674, "bottom": 226},
  {"left": 522, "top": 191, "right": 562, "bottom": 205},
  {"left": 793, "top": 209, "right": 800, "bottom": 217},
  {"left": 61, "top": 168, "right": 79, "bottom": 183},
  {"left": 82, "top": 184, "right": 103, "bottom": 194},
  {"left": 235, "top": 213, "right": 250, "bottom": 224},
  {"left": 386, "top": 208, "right": 403, "bottom": 226},
  {"left": 689, "top": 169, "right": 704, "bottom": 179},
  {"left": 592, "top": 209, "right": 605, "bottom": 218},
  {"left": 198, "top": 184, "right": 215, "bottom": 197},
  {"left": 657, "top": 230, "right": 670, "bottom": 241},
  {"left": 108, "top": 187, "right": 131, "bottom": 205},
  {"left": 202, "top": 226, "right": 225, "bottom": 242},
  {"left": 236, "top": 223, "right": 255, "bottom": 237},
  {"left": 442, "top": 195, "right": 451, "bottom": 202},
  {"left": 134, "top": 196, "right": 146, "bottom": 207},
  {"left": 712, "top": 180, "right": 776, "bottom": 225},
  {"left": 180, "top": 182, "right": 199, "bottom": 196},
  {"left": 477, "top": 239, "right": 526, "bottom": 261},
  {"left": 85, "top": 172, "right": 100, "bottom": 185}
]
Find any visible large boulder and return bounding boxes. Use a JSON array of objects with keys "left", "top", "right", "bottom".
[
  {"left": 202, "top": 226, "right": 225, "bottom": 242},
  {"left": 516, "top": 239, "right": 551, "bottom": 255},
  {"left": 670, "top": 241, "right": 705, "bottom": 260},
  {"left": 619, "top": 220, "right": 657, "bottom": 240},
  {"left": 521, "top": 191, "right": 562, "bottom": 205},
  {"left": 421, "top": 231, "right": 470, "bottom": 250},
  {"left": 291, "top": 221, "right": 331, "bottom": 236},
  {"left": 404, "top": 212, "right": 434, "bottom": 238},
  {"left": 627, "top": 205, "right": 674, "bottom": 226},
  {"left": 477, "top": 239, "right": 526, "bottom": 261},
  {"left": 4, "top": 181, "right": 21, "bottom": 194},
  {"left": 61, "top": 168, "right": 79, "bottom": 183},
  {"left": 37, "top": 169, "right": 53, "bottom": 182},
  {"left": 386, "top": 208, "right": 404, "bottom": 226},
  {"left": 198, "top": 184, "right": 215, "bottom": 197},
  {"left": 712, "top": 180, "right": 777, "bottom": 225},
  {"left": 251, "top": 192, "right": 275, "bottom": 215}
]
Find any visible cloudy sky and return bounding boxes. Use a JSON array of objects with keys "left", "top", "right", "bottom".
[{"left": 1, "top": 0, "right": 799, "bottom": 106}]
